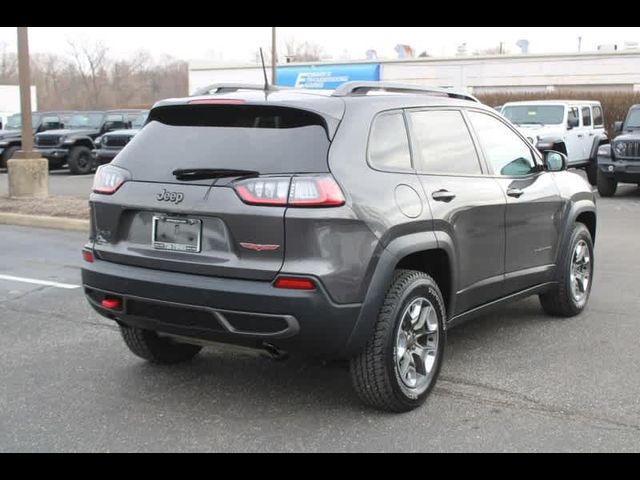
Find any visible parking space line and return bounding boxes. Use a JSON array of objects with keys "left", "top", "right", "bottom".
[{"left": 0, "top": 274, "right": 80, "bottom": 290}]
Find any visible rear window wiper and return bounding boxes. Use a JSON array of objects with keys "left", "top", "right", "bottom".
[{"left": 173, "top": 169, "right": 260, "bottom": 181}]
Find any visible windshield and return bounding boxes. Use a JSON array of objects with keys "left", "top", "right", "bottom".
[
  {"left": 67, "top": 113, "right": 104, "bottom": 130},
  {"left": 132, "top": 111, "right": 149, "bottom": 129},
  {"left": 6, "top": 114, "right": 42, "bottom": 130},
  {"left": 502, "top": 105, "right": 565, "bottom": 125},
  {"left": 626, "top": 109, "right": 640, "bottom": 129}
]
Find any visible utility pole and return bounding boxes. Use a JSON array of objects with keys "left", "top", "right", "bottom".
[
  {"left": 271, "top": 27, "right": 277, "bottom": 86},
  {"left": 8, "top": 27, "right": 48, "bottom": 198}
]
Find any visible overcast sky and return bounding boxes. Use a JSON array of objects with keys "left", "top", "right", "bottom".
[{"left": 1, "top": 27, "right": 639, "bottom": 63}]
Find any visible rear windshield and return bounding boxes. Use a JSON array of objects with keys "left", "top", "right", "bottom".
[{"left": 115, "top": 105, "right": 332, "bottom": 182}]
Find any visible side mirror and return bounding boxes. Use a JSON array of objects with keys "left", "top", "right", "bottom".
[
  {"left": 567, "top": 117, "right": 580, "bottom": 130},
  {"left": 613, "top": 121, "right": 624, "bottom": 135},
  {"left": 545, "top": 151, "right": 568, "bottom": 172}
]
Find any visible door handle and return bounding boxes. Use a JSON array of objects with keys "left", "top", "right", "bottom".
[
  {"left": 432, "top": 190, "right": 457, "bottom": 202},
  {"left": 577, "top": 134, "right": 584, "bottom": 138},
  {"left": 507, "top": 188, "right": 524, "bottom": 199}
]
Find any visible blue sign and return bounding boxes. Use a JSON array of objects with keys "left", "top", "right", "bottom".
[{"left": 277, "top": 64, "right": 381, "bottom": 90}]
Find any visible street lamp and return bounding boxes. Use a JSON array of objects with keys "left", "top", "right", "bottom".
[{"left": 7, "top": 27, "right": 48, "bottom": 198}]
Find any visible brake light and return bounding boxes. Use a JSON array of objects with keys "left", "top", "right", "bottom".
[
  {"left": 93, "top": 165, "right": 131, "bottom": 195},
  {"left": 82, "top": 249, "right": 94, "bottom": 263},
  {"left": 189, "top": 99, "right": 246, "bottom": 105},
  {"left": 274, "top": 277, "right": 316, "bottom": 291},
  {"left": 289, "top": 177, "right": 345, "bottom": 207},
  {"left": 234, "top": 176, "right": 345, "bottom": 208},
  {"left": 234, "top": 178, "right": 291, "bottom": 206}
]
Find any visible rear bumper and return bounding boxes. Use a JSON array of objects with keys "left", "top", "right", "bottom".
[
  {"left": 598, "top": 158, "right": 640, "bottom": 183},
  {"left": 82, "top": 258, "right": 363, "bottom": 359}
]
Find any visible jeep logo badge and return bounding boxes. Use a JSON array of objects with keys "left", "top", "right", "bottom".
[{"left": 157, "top": 189, "right": 184, "bottom": 205}]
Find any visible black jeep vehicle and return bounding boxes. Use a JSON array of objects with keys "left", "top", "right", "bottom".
[
  {"left": 93, "top": 110, "right": 149, "bottom": 166},
  {"left": 0, "top": 112, "right": 74, "bottom": 168},
  {"left": 34, "top": 110, "right": 144, "bottom": 175},
  {"left": 82, "top": 83, "right": 597, "bottom": 413},
  {"left": 597, "top": 104, "right": 640, "bottom": 197}
]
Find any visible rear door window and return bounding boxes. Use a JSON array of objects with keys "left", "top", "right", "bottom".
[
  {"left": 409, "top": 110, "right": 481, "bottom": 175},
  {"left": 368, "top": 111, "right": 412, "bottom": 172},
  {"left": 582, "top": 107, "right": 592, "bottom": 127}
]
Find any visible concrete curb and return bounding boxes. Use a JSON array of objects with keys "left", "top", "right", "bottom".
[{"left": 0, "top": 212, "right": 89, "bottom": 233}]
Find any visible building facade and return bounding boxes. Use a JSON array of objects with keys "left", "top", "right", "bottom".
[{"left": 190, "top": 51, "right": 640, "bottom": 95}]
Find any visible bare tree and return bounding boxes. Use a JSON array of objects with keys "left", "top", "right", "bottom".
[
  {"left": 0, "top": 41, "right": 18, "bottom": 84},
  {"left": 68, "top": 39, "right": 110, "bottom": 108},
  {"left": 284, "top": 37, "right": 324, "bottom": 63}
]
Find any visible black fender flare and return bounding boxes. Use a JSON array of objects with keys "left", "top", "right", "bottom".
[
  {"left": 589, "top": 134, "right": 610, "bottom": 161},
  {"left": 341, "top": 232, "right": 456, "bottom": 358},
  {"left": 555, "top": 200, "right": 597, "bottom": 280},
  {"left": 68, "top": 137, "right": 96, "bottom": 150}
]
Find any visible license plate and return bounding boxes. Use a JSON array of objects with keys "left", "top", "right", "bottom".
[{"left": 152, "top": 216, "right": 202, "bottom": 253}]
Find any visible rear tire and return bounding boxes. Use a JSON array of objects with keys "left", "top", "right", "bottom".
[
  {"left": 1, "top": 146, "right": 19, "bottom": 169},
  {"left": 350, "top": 270, "right": 446, "bottom": 413},
  {"left": 586, "top": 162, "right": 598, "bottom": 186},
  {"left": 540, "top": 223, "right": 594, "bottom": 318},
  {"left": 120, "top": 326, "right": 202, "bottom": 365},
  {"left": 67, "top": 146, "right": 93, "bottom": 175},
  {"left": 597, "top": 170, "right": 618, "bottom": 197}
]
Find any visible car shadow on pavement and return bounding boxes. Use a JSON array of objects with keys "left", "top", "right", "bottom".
[{"left": 111, "top": 298, "right": 550, "bottom": 416}]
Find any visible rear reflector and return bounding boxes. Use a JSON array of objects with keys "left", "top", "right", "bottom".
[
  {"left": 82, "top": 250, "right": 94, "bottom": 263},
  {"left": 101, "top": 298, "right": 122, "bottom": 310},
  {"left": 274, "top": 277, "right": 317, "bottom": 291}
]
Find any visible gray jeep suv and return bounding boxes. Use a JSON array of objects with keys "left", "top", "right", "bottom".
[{"left": 82, "top": 82, "right": 597, "bottom": 412}]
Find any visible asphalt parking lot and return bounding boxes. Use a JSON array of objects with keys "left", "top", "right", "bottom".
[{"left": 0, "top": 173, "right": 639, "bottom": 452}]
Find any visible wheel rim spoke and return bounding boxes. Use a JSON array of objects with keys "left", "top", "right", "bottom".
[
  {"left": 395, "top": 297, "right": 440, "bottom": 394},
  {"left": 571, "top": 240, "right": 592, "bottom": 303}
]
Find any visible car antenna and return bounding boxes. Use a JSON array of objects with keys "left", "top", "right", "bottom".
[{"left": 259, "top": 48, "right": 271, "bottom": 95}]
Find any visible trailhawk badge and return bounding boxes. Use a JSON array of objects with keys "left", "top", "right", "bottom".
[{"left": 157, "top": 189, "right": 184, "bottom": 205}]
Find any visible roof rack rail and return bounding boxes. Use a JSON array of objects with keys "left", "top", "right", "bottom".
[
  {"left": 332, "top": 82, "right": 479, "bottom": 103},
  {"left": 191, "top": 83, "right": 280, "bottom": 96}
]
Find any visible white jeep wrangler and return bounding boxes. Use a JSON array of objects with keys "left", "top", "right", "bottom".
[{"left": 501, "top": 101, "right": 609, "bottom": 185}]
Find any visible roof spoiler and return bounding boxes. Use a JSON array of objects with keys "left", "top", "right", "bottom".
[
  {"left": 191, "top": 83, "right": 283, "bottom": 97},
  {"left": 332, "top": 82, "right": 479, "bottom": 103}
]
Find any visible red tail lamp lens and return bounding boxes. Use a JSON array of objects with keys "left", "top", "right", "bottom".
[
  {"left": 101, "top": 298, "right": 122, "bottom": 310},
  {"left": 274, "top": 277, "right": 317, "bottom": 291},
  {"left": 82, "top": 250, "right": 94, "bottom": 263},
  {"left": 234, "top": 176, "right": 345, "bottom": 208}
]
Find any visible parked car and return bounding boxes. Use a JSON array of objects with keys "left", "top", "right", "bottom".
[
  {"left": 93, "top": 111, "right": 149, "bottom": 166},
  {"left": 0, "top": 112, "right": 14, "bottom": 131},
  {"left": 82, "top": 82, "right": 596, "bottom": 413},
  {"left": 0, "top": 111, "right": 74, "bottom": 169},
  {"left": 34, "top": 109, "right": 144, "bottom": 175},
  {"left": 596, "top": 104, "right": 640, "bottom": 197},
  {"left": 501, "top": 101, "right": 609, "bottom": 185}
]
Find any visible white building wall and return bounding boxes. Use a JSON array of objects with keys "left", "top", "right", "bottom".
[
  {"left": 190, "top": 52, "right": 640, "bottom": 96},
  {"left": 380, "top": 52, "right": 640, "bottom": 93}
]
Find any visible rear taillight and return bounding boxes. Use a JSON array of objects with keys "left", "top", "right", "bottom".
[
  {"left": 82, "top": 249, "right": 94, "bottom": 263},
  {"left": 234, "top": 175, "right": 345, "bottom": 208},
  {"left": 93, "top": 165, "right": 131, "bottom": 195}
]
